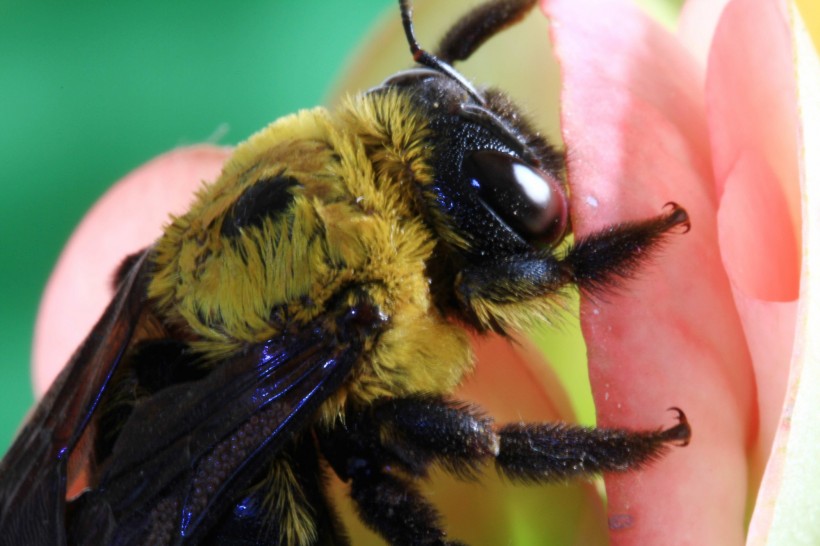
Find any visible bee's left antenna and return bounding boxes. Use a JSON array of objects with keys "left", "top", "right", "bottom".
[{"left": 399, "top": 0, "right": 485, "bottom": 105}]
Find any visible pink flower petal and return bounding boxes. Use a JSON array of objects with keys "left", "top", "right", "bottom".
[
  {"left": 708, "top": 0, "right": 802, "bottom": 514},
  {"left": 543, "top": 0, "right": 754, "bottom": 544},
  {"left": 705, "top": 0, "right": 800, "bottom": 228},
  {"left": 716, "top": 151, "right": 798, "bottom": 485},
  {"left": 728, "top": 294, "right": 796, "bottom": 489},
  {"left": 717, "top": 154, "right": 800, "bottom": 301},
  {"left": 748, "top": 7, "right": 820, "bottom": 541},
  {"left": 677, "top": 0, "right": 731, "bottom": 69}
]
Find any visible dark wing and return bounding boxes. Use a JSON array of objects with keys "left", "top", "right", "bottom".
[
  {"left": 67, "top": 301, "right": 373, "bottom": 545},
  {"left": 0, "top": 250, "right": 152, "bottom": 546}
]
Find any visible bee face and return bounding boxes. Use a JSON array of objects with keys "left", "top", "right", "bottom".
[{"left": 376, "top": 68, "right": 569, "bottom": 255}]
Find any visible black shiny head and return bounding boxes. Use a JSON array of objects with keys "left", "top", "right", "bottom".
[{"left": 383, "top": 0, "right": 568, "bottom": 258}]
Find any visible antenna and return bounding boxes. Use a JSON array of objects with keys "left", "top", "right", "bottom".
[{"left": 398, "top": 0, "right": 485, "bottom": 105}]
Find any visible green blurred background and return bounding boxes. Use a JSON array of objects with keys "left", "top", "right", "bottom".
[{"left": 0, "top": 0, "right": 393, "bottom": 454}]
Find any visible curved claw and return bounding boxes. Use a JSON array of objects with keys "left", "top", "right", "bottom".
[
  {"left": 661, "top": 406, "right": 692, "bottom": 447},
  {"left": 663, "top": 202, "right": 691, "bottom": 234}
]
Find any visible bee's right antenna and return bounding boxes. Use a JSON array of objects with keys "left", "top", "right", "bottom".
[
  {"left": 399, "top": 0, "right": 486, "bottom": 105},
  {"left": 436, "top": 0, "right": 538, "bottom": 63}
]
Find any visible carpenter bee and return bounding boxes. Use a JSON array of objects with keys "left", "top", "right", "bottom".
[{"left": 0, "top": 0, "right": 692, "bottom": 544}]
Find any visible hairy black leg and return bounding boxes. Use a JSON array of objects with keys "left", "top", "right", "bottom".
[
  {"left": 566, "top": 203, "right": 690, "bottom": 293},
  {"left": 456, "top": 204, "right": 689, "bottom": 305},
  {"left": 370, "top": 397, "right": 497, "bottom": 478},
  {"left": 350, "top": 469, "right": 465, "bottom": 546},
  {"left": 318, "top": 407, "right": 466, "bottom": 546},
  {"left": 495, "top": 408, "right": 691, "bottom": 483},
  {"left": 436, "top": 0, "right": 539, "bottom": 63},
  {"left": 360, "top": 396, "right": 690, "bottom": 484},
  {"left": 319, "top": 397, "right": 688, "bottom": 545}
]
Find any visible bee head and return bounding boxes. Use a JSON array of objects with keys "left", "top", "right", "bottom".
[{"left": 370, "top": 0, "right": 568, "bottom": 260}]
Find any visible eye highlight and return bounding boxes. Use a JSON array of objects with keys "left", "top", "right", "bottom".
[{"left": 464, "top": 150, "right": 568, "bottom": 246}]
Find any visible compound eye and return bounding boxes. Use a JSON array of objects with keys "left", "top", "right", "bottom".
[{"left": 464, "top": 150, "right": 568, "bottom": 246}]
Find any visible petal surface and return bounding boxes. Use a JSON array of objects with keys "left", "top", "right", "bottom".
[
  {"left": 543, "top": 0, "right": 754, "bottom": 544},
  {"left": 707, "top": 0, "right": 803, "bottom": 523},
  {"left": 749, "top": 7, "right": 820, "bottom": 543}
]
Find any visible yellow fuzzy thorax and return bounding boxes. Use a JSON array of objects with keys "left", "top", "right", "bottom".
[{"left": 147, "top": 90, "right": 473, "bottom": 406}]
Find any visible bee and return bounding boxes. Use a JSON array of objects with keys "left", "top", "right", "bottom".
[{"left": 0, "top": 0, "right": 692, "bottom": 544}]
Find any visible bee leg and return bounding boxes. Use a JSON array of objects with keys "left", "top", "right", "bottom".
[
  {"left": 349, "top": 466, "right": 465, "bottom": 546},
  {"left": 493, "top": 408, "right": 691, "bottom": 482},
  {"left": 364, "top": 396, "right": 690, "bottom": 483},
  {"left": 318, "top": 408, "right": 465, "bottom": 546},
  {"left": 321, "top": 397, "right": 688, "bottom": 543},
  {"left": 369, "top": 396, "right": 497, "bottom": 478},
  {"left": 436, "top": 0, "right": 539, "bottom": 64},
  {"left": 456, "top": 204, "right": 690, "bottom": 311},
  {"left": 563, "top": 202, "right": 690, "bottom": 293}
]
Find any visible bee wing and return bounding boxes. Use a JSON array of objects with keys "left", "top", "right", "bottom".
[
  {"left": 69, "top": 306, "right": 365, "bottom": 544},
  {"left": 0, "top": 250, "right": 152, "bottom": 546}
]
